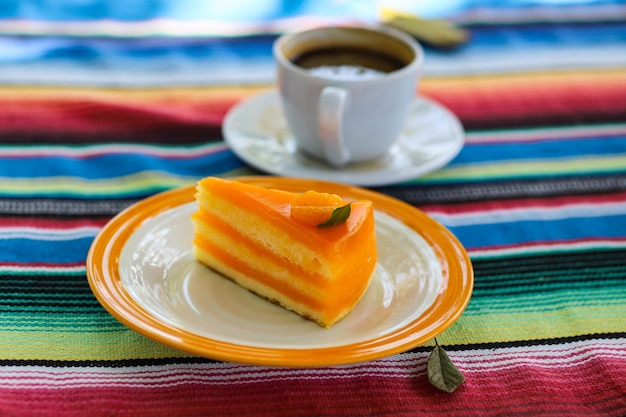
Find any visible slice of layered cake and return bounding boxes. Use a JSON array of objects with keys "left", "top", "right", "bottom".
[{"left": 191, "top": 177, "right": 377, "bottom": 328}]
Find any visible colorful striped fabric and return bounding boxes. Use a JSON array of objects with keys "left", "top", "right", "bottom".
[{"left": 1, "top": 3, "right": 626, "bottom": 416}]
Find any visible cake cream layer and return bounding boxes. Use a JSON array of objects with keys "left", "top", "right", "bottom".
[{"left": 192, "top": 213, "right": 329, "bottom": 291}]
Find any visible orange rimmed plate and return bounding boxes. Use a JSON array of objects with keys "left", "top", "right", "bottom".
[{"left": 86, "top": 176, "right": 473, "bottom": 367}]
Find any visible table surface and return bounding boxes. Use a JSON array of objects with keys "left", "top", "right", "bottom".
[{"left": 1, "top": 1, "right": 626, "bottom": 416}]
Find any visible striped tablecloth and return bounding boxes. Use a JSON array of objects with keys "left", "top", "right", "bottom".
[{"left": 1, "top": 2, "right": 626, "bottom": 416}]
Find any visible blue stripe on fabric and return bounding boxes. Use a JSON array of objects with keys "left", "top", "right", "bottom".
[
  {"left": 2, "top": 136, "right": 625, "bottom": 178},
  {"left": 0, "top": 150, "right": 245, "bottom": 179},
  {"left": 0, "top": 0, "right": 375, "bottom": 21},
  {"left": 1, "top": 1, "right": 625, "bottom": 24},
  {"left": 444, "top": 213, "right": 626, "bottom": 249},
  {"left": 461, "top": 21, "right": 626, "bottom": 49},
  {"left": 0, "top": 237, "right": 93, "bottom": 263},
  {"left": 0, "top": 35, "right": 277, "bottom": 63},
  {"left": 451, "top": 136, "right": 626, "bottom": 165},
  {"left": 4, "top": 214, "right": 625, "bottom": 262},
  {"left": 2, "top": 21, "right": 626, "bottom": 64}
]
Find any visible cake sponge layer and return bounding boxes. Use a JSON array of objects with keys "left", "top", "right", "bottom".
[{"left": 192, "top": 177, "right": 377, "bottom": 328}]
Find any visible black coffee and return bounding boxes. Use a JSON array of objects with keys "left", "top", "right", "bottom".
[{"left": 291, "top": 47, "right": 407, "bottom": 80}]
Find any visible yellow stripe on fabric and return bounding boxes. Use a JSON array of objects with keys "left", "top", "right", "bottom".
[
  {"left": 420, "top": 68, "right": 626, "bottom": 89},
  {"left": 409, "top": 154, "right": 626, "bottom": 184},
  {"left": 0, "top": 167, "right": 260, "bottom": 197},
  {"left": 437, "top": 304, "right": 626, "bottom": 346},
  {"left": 0, "top": 329, "right": 195, "bottom": 361},
  {"left": 2, "top": 68, "right": 623, "bottom": 96},
  {"left": 0, "top": 84, "right": 270, "bottom": 102},
  {"left": 2, "top": 304, "right": 624, "bottom": 359},
  {"left": 0, "top": 172, "right": 195, "bottom": 197}
]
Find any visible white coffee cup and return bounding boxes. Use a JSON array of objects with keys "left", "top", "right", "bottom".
[{"left": 274, "top": 25, "right": 423, "bottom": 167}]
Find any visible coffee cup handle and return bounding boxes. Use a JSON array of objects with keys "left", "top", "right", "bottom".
[{"left": 318, "top": 86, "right": 351, "bottom": 167}]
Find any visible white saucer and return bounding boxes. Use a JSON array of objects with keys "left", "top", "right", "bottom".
[{"left": 222, "top": 89, "right": 465, "bottom": 187}]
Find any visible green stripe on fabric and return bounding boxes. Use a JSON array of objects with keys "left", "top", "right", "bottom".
[
  {"left": 2, "top": 301, "right": 624, "bottom": 359},
  {"left": 0, "top": 289, "right": 92, "bottom": 300},
  {"left": 0, "top": 303, "right": 102, "bottom": 314},
  {"left": 472, "top": 272, "right": 625, "bottom": 296},
  {"left": 472, "top": 248, "right": 626, "bottom": 277},
  {"left": 467, "top": 286, "right": 626, "bottom": 313},
  {"left": 0, "top": 329, "right": 194, "bottom": 361},
  {"left": 0, "top": 313, "right": 124, "bottom": 332}
]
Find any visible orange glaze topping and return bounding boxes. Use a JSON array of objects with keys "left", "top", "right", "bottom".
[{"left": 197, "top": 179, "right": 372, "bottom": 260}]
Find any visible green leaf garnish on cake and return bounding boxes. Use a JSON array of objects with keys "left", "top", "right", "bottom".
[{"left": 318, "top": 204, "right": 351, "bottom": 227}]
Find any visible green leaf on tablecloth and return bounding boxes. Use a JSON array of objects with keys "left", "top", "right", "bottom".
[
  {"left": 428, "top": 341, "right": 465, "bottom": 393},
  {"left": 318, "top": 203, "right": 351, "bottom": 227}
]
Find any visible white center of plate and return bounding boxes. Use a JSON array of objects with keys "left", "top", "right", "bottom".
[{"left": 119, "top": 202, "right": 443, "bottom": 350}]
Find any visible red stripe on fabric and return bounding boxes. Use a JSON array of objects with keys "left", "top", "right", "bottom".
[
  {"left": 0, "top": 97, "right": 234, "bottom": 133},
  {"left": 421, "top": 71, "right": 626, "bottom": 128},
  {"left": 1, "top": 71, "right": 625, "bottom": 136},
  {"left": 0, "top": 356, "right": 624, "bottom": 417},
  {"left": 466, "top": 237, "right": 626, "bottom": 254}
]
